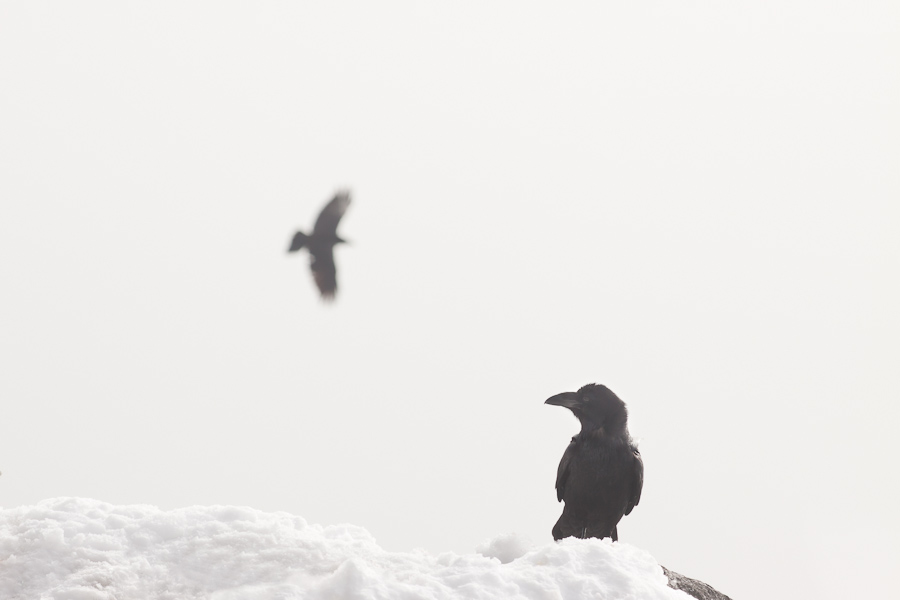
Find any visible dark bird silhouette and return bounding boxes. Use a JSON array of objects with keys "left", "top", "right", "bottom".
[
  {"left": 287, "top": 191, "right": 351, "bottom": 300},
  {"left": 545, "top": 383, "right": 643, "bottom": 542}
]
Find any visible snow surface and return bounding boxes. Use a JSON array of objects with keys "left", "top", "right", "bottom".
[{"left": 0, "top": 498, "right": 689, "bottom": 600}]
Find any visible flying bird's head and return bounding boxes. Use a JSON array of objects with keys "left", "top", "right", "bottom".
[{"left": 545, "top": 383, "right": 629, "bottom": 438}]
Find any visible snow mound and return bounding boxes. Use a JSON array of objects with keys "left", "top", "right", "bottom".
[
  {"left": 476, "top": 531, "right": 534, "bottom": 564},
  {"left": 0, "top": 497, "right": 687, "bottom": 600}
]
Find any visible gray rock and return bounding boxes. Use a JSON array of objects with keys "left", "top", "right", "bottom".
[{"left": 662, "top": 566, "right": 733, "bottom": 600}]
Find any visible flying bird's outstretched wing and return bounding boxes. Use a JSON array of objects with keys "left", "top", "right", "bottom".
[
  {"left": 288, "top": 231, "right": 308, "bottom": 252},
  {"left": 309, "top": 248, "right": 338, "bottom": 300},
  {"left": 313, "top": 192, "right": 351, "bottom": 238}
]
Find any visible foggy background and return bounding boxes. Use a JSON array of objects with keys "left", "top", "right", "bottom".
[{"left": 1, "top": 3, "right": 898, "bottom": 599}]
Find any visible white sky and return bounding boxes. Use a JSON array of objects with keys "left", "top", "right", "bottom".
[{"left": 1, "top": 2, "right": 898, "bottom": 599}]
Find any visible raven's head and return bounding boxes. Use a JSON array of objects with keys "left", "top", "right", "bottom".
[{"left": 545, "top": 383, "right": 629, "bottom": 438}]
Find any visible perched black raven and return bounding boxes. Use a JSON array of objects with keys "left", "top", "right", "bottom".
[
  {"left": 545, "top": 383, "right": 643, "bottom": 541},
  {"left": 287, "top": 191, "right": 351, "bottom": 300}
]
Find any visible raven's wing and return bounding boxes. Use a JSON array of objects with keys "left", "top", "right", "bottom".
[
  {"left": 288, "top": 231, "right": 308, "bottom": 252},
  {"left": 312, "top": 192, "right": 351, "bottom": 237},
  {"left": 309, "top": 248, "right": 338, "bottom": 300},
  {"left": 624, "top": 446, "right": 644, "bottom": 516},
  {"left": 556, "top": 437, "right": 577, "bottom": 502}
]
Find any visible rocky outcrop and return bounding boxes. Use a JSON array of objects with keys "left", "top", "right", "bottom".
[{"left": 662, "top": 566, "right": 733, "bottom": 600}]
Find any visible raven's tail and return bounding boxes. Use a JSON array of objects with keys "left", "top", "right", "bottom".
[
  {"left": 552, "top": 515, "right": 618, "bottom": 542},
  {"left": 288, "top": 231, "right": 308, "bottom": 252}
]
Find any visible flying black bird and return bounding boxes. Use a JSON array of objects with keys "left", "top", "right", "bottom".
[
  {"left": 545, "top": 383, "right": 643, "bottom": 542},
  {"left": 287, "top": 191, "right": 351, "bottom": 300}
]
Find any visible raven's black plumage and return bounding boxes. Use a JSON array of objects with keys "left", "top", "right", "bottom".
[
  {"left": 545, "top": 383, "right": 643, "bottom": 541},
  {"left": 287, "top": 191, "right": 351, "bottom": 300}
]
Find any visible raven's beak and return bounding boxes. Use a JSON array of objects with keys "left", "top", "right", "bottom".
[{"left": 545, "top": 392, "right": 580, "bottom": 408}]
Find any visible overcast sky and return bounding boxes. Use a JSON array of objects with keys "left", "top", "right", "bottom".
[{"left": 1, "top": 3, "right": 898, "bottom": 599}]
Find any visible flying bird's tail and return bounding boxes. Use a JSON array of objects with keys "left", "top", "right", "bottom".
[{"left": 287, "top": 231, "right": 308, "bottom": 253}]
